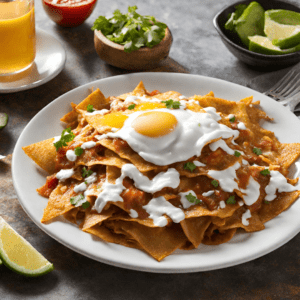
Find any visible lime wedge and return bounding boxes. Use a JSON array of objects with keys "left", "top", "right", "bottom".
[
  {"left": 0, "top": 113, "right": 8, "bottom": 129},
  {"left": 249, "top": 35, "right": 300, "bottom": 55},
  {"left": 265, "top": 10, "right": 300, "bottom": 49},
  {"left": 234, "top": 1, "right": 265, "bottom": 48},
  {"left": 0, "top": 217, "right": 54, "bottom": 277}
]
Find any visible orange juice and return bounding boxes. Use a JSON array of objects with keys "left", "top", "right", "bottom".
[{"left": 0, "top": 0, "right": 36, "bottom": 75}]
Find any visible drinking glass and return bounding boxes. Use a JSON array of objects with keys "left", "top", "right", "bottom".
[{"left": 0, "top": 0, "right": 36, "bottom": 76}]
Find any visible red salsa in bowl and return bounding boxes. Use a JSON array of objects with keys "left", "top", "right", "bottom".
[{"left": 42, "top": 0, "right": 97, "bottom": 27}]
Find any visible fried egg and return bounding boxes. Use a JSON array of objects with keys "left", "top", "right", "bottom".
[{"left": 102, "top": 108, "right": 239, "bottom": 166}]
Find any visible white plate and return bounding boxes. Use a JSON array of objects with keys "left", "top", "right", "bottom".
[
  {"left": 12, "top": 73, "right": 300, "bottom": 273},
  {"left": 0, "top": 28, "right": 66, "bottom": 93}
]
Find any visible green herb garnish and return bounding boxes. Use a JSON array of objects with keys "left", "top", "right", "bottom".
[
  {"left": 82, "top": 167, "right": 93, "bottom": 178},
  {"left": 161, "top": 99, "right": 181, "bottom": 109},
  {"left": 185, "top": 193, "right": 202, "bottom": 205},
  {"left": 229, "top": 116, "right": 236, "bottom": 122},
  {"left": 70, "top": 194, "right": 90, "bottom": 209},
  {"left": 253, "top": 147, "right": 262, "bottom": 155},
  {"left": 226, "top": 195, "right": 236, "bottom": 204},
  {"left": 260, "top": 169, "right": 270, "bottom": 176},
  {"left": 54, "top": 128, "right": 75, "bottom": 151},
  {"left": 92, "top": 6, "right": 167, "bottom": 53},
  {"left": 264, "top": 200, "right": 270, "bottom": 204},
  {"left": 75, "top": 147, "right": 84, "bottom": 156},
  {"left": 211, "top": 180, "right": 219, "bottom": 188},
  {"left": 128, "top": 104, "right": 136, "bottom": 110},
  {"left": 184, "top": 162, "right": 196, "bottom": 172},
  {"left": 87, "top": 104, "right": 95, "bottom": 112},
  {"left": 234, "top": 151, "right": 241, "bottom": 157}
]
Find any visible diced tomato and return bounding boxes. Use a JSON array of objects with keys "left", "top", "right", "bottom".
[
  {"left": 42, "top": 0, "right": 97, "bottom": 27},
  {"left": 37, "top": 175, "right": 59, "bottom": 197},
  {"left": 148, "top": 90, "right": 160, "bottom": 96}
]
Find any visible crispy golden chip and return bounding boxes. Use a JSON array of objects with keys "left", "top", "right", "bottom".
[{"left": 22, "top": 138, "right": 56, "bottom": 174}]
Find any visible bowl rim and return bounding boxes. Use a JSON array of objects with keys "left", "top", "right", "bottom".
[
  {"left": 213, "top": 0, "right": 300, "bottom": 59},
  {"left": 94, "top": 26, "right": 172, "bottom": 53}
]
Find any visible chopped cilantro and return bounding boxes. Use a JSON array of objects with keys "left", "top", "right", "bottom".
[
  {"left": 226, "top": 195, "right": 236, "bottom": 204},
  {"left": 260, "top": 169, "right": 270, "bottom": 176},
  {"left": 70, "top": 194, "right": 90, "bottom": 209},
  {"left": 74, "top": 146, "right": 83, "bottom": 156},
  {"left": 92, "top": 6, "right": 167, "bottom": 53},
  {"left": 87, "top": 104, "right": 95, "bottom": 112},
  {"left": 234, "top": 151, "right": 241, "bottom": 157},
  {"left": 161, "top": 99, "right": 181, "bottom": 109},
  {"left": 185, "top": 193, "right": 202, "bottom": 205},
  {"left": 54, "top": 128, "right": 75, "bottom": 151},
  {"left": 253, "top": 147, "right": 262, "bottom": 155},
  {"left": 82, "top": 167, "right": 93, "bottom": 178},
  {"left": 81, "top": 201, "right": 91, "bottom": 209},
  {"left": 184, "top": 162, "right": 196, "bottom": 172},
  {"left": 70, "top": 194, "right": 84, "bottom": 205},
  {"left": 211, "top": 180, "right": 219, "bottom": 188},
  {"left": 229, "top": 116, "right": 235, "bottom": 122},
  {"left": 264, "top": 200, "right": 270, "bottom": 204},
  {"left": 128, "top": 104, "right": 136, "bottom": 110}
]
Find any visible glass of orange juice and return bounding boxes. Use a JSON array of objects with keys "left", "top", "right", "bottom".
[{"left": 0, "top": 0, "right": 36, "bottom": 76}]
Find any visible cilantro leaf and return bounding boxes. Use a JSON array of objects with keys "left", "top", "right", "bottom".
[
  {"left": 211, "top": 180, "right": 219, "bottom": 188},
  {"left": 184, "top": 162, "right": 196, "bottom": 172},
  {"left": 161, "top": 99, "right": 181, "bottom": 109},
  {"left": 128, "top": 104, "right": 136, "bottom": 110},
  {"left": 226, "top": 195, "right": 236, "bottom": 204},
  {"left": 260, "top": 169, "right": 270, "bottom": 176},
  {"left": 82, "top": 167, "right": 93, "bottom": 178},
  {"left": 264, "top": 200, "right": 270, "bottom": 204},
  {"left": 185, "top": 193, "right": 202, "bottom": 205},
  {"left": 229, "top": 116, "right": 236, "bottom": 122},
  {"left": 87, "top": 104, "right": 95, "bottom": 112},
  {"left": 253, "top": 147, "right": 262, "bottom": 155},
  {"left": 70, "top": 194, "right": 90, "bottom": 209},
  {"left": 234, "top": 151, "right": 241, "bottom": 157},
  {"left": 54, "top": 128, "right": 75, "bottom": 151},
  {"left": 75, "top": 147, "right": 83, "bottom": 156},
  {"left": 70, "top": 194, "right": 84, "bottom": 205}
]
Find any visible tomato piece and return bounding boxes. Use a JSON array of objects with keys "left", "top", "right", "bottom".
[
  {"left": 148, "top": 90, "right": 160, "bottom": 96},
  {"left": 42, "top": 0, "right": 98, "bottom": 27},
  {"left": 37, "top": 175, "right": 59, "bottom": 197}
]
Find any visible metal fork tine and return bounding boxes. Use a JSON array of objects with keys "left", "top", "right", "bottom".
[
  {"left": 276, "top": 73, "right": 300, "bottom": 98},
  {"left": 263, "top": 70, "right": 296, "bottom": 97}
]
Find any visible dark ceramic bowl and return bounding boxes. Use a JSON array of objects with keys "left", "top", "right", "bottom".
[{"left": 213, "top": 0, "right": 300, "bottom": 69}]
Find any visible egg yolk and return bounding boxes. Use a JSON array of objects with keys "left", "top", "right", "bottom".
[
  {"left": 131, "top": 111, "right": 178, "bottom": 137},
  {"left": 134, "top": 102, "right": 166, "bottom": 111},
  {"left": 100, "top": 112, "right": 128, "bottom": 128}
]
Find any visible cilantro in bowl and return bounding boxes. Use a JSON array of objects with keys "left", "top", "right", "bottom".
[{"left": 92, "top": 6, "right": 167, "bottom": 53}]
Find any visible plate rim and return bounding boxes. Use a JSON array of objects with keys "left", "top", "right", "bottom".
[{"left": 12, "top": 72, "right": 300, "bottom": 273}]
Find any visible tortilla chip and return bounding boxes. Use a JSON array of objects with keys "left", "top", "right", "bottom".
[{"left": 22, "top": 138, "right": 56, "bottom": 174}]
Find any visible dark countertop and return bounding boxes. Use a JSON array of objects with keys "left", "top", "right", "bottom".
[{"left": 1, "top": 0, "right": 300, "bottom": 299}]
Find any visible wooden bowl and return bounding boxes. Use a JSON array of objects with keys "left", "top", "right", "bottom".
[{"left": 94, "top": 27, "right": 173, "bottom": 70}]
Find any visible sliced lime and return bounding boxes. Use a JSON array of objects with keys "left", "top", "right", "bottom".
[
  {"left": 0, "top": 217, "right": 54, "bottom": 277},
  {"left": 249, "top": 35, "right": 300, "bottom": 55},
  {"left": 0, "top": 113, "right": 8, "bottom": 129},
  {"left": 265, "top": 10, "right": 300, "bottom": 49},
  {"left": 234, "top": 1, "right": 265, "bottom": 48}
]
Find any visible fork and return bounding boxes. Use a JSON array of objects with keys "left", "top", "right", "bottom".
[{"left": 263, "top": 67, "right": 300, "bottom": 112}]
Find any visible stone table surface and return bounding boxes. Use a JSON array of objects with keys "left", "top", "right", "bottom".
[{"left": 1, "top": 0, "right": 300, "bottom": 299}]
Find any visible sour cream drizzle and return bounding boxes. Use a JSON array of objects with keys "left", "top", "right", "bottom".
[
  {"left": 143, "top": 196, "right": 185, "bottom": 227},
  {"left": 94, "top": 164, "right": 180, "bottom": 213},
  {"left": 265, "top": 170, "right": 298, "bottom": 201}
]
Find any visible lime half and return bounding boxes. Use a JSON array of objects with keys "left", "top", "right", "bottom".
[
  {"left": 265, "top": 10, "right": 300, "bottom": 49},
  {"left": 249, "top": 35, "right": 300, "bottom": 55},
  {"left": 0, "top": 113, "right": 8, "bottom": 129},
  {"left": 0, "top": 217, "right": 54, "bottom": 277}
]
